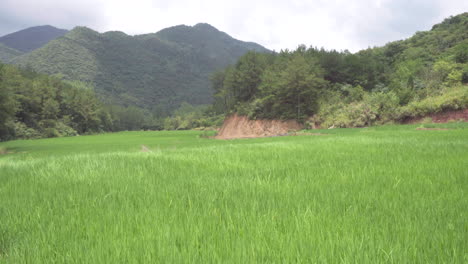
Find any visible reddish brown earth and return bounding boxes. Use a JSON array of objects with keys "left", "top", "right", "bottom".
[
  {"left": 215, "top": 114, "right": 303, "bottom": 139},
  {"left": 215, "top": 109, "right": 467, "bottom": 139},
  {"left": 404, "top": 109, "right": 468, "bottom": 124}
]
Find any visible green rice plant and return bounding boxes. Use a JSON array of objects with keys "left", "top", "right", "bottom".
[{"left": 0, "top": 125, "right": 466, "bottom": 263}]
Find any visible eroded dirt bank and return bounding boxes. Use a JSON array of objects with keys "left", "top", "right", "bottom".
[
  {"left": 215, "top": 114, "right": 303, "bottom": 139},
  {"left": 404, "top": 109, "right": 468, "bottom": 124}
]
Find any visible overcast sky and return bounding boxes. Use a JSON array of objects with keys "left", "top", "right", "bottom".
[{"left": 0, "top": 0, "right": 466, "bottom": 52}]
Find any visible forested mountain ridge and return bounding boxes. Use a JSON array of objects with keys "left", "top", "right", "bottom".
[
  {"left": 154, "top": 23, "right": 269, "bottom": 63},
  {"left": 211, "top": 13, "right": 468, "bottom": 127},
  {"left": 0, "top": 43, "right": 23, "bottom": 63},
  {"left": 0, "top": 25, "right": 68, "bottom": 53},
  {"left": 11, "top": 24, "right": 270, "bottom": 113}
]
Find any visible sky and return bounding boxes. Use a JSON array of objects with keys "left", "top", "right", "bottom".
[{"left": 0, "top": 0, "right": 466, "bottom": 52}]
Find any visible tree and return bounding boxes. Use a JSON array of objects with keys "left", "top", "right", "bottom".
[
  {"left": 256, "top": 55, "right": 327, "bottom": 121},
  {"left": 232, "top": 52, "right": 267, "bottom": 102},
  {"left": 0, "top": 64, "right": 17, "bottom": 140}
]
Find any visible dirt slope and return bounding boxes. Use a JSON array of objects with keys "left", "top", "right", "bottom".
[
  {"left": 404, "top": 109, "right": 468, "bottom": 123},
  {"left": 215, "top": 114, "right": 303, "bottom": 139}
]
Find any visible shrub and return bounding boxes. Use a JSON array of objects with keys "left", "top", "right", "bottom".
[
  {"left": 317, "top": 91, "right": 399, "bottom": 128},
  {"left": 13, "top": 122, "right": 41, "bottom": 139},
  {"left": 55, "top": 122, "right": 78, "bottom": 137},
  {"left": 43, "top": 128, "right": 61, "bottom": 138},
  {"left": 319, "top": 101, "right": 377, "bottom": 128},
  {"left": 363, "top": 91, "right": 400, "bottom": 123},
  {"left": 421, "top": 117, "right": 433, "bottom": 124},
  {"left": 397, "top": 85, "right": 468, "bottom": 119}
]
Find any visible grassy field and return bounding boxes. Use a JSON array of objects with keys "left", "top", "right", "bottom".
[{"left": 0, "top": 123, "right": 467, "bottom": 263}]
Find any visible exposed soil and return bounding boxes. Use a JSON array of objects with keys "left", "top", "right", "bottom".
[
  {"left": 141, "top": 145, "right": 151, "bottom": 152},
  {"left": 0, "top": 148, "right": 10, "bottom": 155},
  {"left": 215, "top": 114, "right": 303, "bottom": 139},
  {"left": 215, "top": 109, "right": 467, "bottom": 139},
  {"left": 404, "top": 109, "right": 468, "bottom": 124}
]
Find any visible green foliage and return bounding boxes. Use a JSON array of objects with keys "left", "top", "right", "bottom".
[
  {"left": 0, "top": 63, "right": 108, "bottom": 141},
  {"left": 453, "top": 42, "right": 468, "bottom": 63},
  {"left": 12, "top": 24, "right": 269, "bottom": 114},
  {"left": 339, "top": 84, "right": 365, "bottom": 102},
  {"left": 0, "top": 64, "right": 18, "bottom": 140},
  {"left": 13, "top": 122, "right": 41, "bottom": 139},
  {"left": 213, "top": 12, "right": 468, "bottom": 127},
  {"left": 161, "top": 102, "right": 222, "bottom": 130},
  {"left": 54, "top": 121, "right": 79, "bottom": 137},
  {"left": 317, "top": 90, "right": 400, "bottom": 128},
  {"left": 212, "top": 51, "right": 327, "bottom": 122},
  {"left": 397, "top": 85, "right": 468, "bottom": 119},
  {"left": 258, "top": 55, "right": 326, "bottom": 120},
  {"left": 0, "top": 43, "right": 23, "bottom": 63}
]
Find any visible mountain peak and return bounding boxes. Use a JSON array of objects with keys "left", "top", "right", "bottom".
[
  {"left": 193, "top": 23, "right": 219, "bottom": 31},
  {"left": 0, "top": 25, "right": 68, "bottom": 52}
]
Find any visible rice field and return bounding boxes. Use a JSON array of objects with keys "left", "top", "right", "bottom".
[{"left": 0, "top": 123, "right": 467, "bottom": 263}]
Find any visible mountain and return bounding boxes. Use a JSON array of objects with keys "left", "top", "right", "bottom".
[
  {"left": 0, "top": 25, "right": 68, "bottom": 53},
  {"left": 0, "top": 43, "right": 23, "bottom": 63},
  {"left": 154, "top": 23, "right": 268, "bottom": 64},
  {"left": 12, "top": 24, "right": 269, "bottom": 112}
]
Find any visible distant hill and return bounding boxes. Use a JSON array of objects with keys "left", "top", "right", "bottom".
[
  {"left": 0, "top": 43, "right": 23, "bottom": 63},
  {"left": 12, "top": 24, "right": 270, "bottom": 112},
  {"left": 0, "top": 25, "right": 68, "bottom": 52}
]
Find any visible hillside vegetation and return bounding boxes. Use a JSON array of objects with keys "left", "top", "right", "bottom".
[
  {"left": 0, "top": 63, "right": 109, "bottom": 141},
  {"left": 211, "top": 13, "right": 468, "bottom": 127},
  {"left": 12, "top": 24, "right": 269, "bottom": 113},
  {"left": 0, "top": 62, "right": 208, "bottom": 141},
  {"left": 0, "top": 44, "right": 23, "bottom": 63}
]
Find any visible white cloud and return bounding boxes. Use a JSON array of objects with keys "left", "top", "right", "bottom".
[{"left": 0, "top": 0, "right": 467, "bottom": 52}]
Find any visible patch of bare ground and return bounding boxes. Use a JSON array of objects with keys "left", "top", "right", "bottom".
[
  {"left": 404, "top": 109, "right": 468, "bottom": 124},
  {"left": 141, "top": 145, "right": 151, "bottom": 152},
  {"left": 0, "top": 148, "right": 10, "bottom": 155},
  {"left": 215, "top": 114, "right": 303, "bottom": 139}
]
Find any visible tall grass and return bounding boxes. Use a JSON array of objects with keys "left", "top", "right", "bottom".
[{"left": 0, "top": 124, "right": 467, "bottom": 263}]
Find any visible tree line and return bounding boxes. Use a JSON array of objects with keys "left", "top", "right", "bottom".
[
  {"left": 0, "top": 62, "right": 222, "bottom": 141},
  {"left": 210, "top": 14, "right": 468, "bottom": 127}
]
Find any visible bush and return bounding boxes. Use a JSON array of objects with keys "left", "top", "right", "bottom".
[
  {"left": 317, "top": 91, "right": 399, "bottom": 128},
  {"left": 55, "top": 122, "right": 78, "bottom": 137},
  {"left": 13, "top": 122, "right": 41, "bottom": 139},
  {"left": 43, "top": 128, "right": 61, "bottom": 138},
  {"left": 363, "top": 91, "right": 400, "bottom": 123},
  {"left": 397, "top": 85, "right": 468, "bottom": 119}
]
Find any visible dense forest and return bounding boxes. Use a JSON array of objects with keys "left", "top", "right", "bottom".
[
  {"left": 0, "top": 63, "right": 104, "bottom": 140},
  {"left": 211, "top": 13, "right": 468, "bottom": 127},
  {"left": 8, "top": 24, "right": 268, "bottom": 113},
  {"left": 0, "top": 62, "right": 222, "bottom": 141}
]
